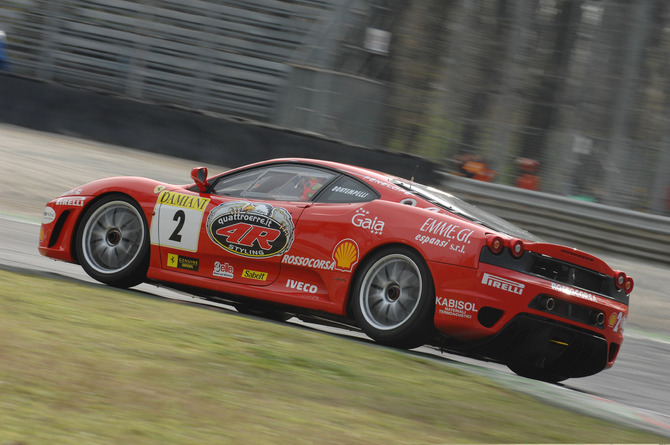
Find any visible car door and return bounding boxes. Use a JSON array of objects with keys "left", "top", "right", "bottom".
[
  {"left": 153, "top": 163, "right": 337, "bottom": 286},
  {"left": 276, "top": 174, "right": 381, "bottom": 299}
]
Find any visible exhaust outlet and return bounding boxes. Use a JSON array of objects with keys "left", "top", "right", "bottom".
[
  {"left": 543, "top": 297, "right": 555, "bottom": 311},
  {"left": 592, "top": 311, "right": 605, "bottom": 325}
]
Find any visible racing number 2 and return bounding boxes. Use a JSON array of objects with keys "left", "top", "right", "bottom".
[
  {"left": 155, "top": 206, "right": 205, "bottom": 252},
  {"left": 150, "top": 191, "right": 210, "bottom": 253},
  {"left": 169, "top": 210, "right": 186, "bottom": 242}
]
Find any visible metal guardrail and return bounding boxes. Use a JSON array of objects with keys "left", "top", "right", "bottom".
[{"left": 438, "top": 172, "right": 670, "bottom": 265}]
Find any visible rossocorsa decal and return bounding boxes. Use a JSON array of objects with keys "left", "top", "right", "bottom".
[{"left": 207, "top": 201, "right": 295, "bottom": 258}]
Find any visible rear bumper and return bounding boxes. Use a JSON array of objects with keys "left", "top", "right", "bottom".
[
  {"left": 428, "top": 261, "right": 627, "bottom": 372},
  {"left": 449, "top": 313, "right": 613, "bottom": 378}
]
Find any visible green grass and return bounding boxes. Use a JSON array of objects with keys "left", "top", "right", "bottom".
[{"left": 0, "top": 269, "right": 665, "bottom": 444}]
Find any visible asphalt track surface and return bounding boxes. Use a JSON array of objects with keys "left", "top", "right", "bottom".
[{"left": 1, "top": 124, "right": 669, "bottom": 438}]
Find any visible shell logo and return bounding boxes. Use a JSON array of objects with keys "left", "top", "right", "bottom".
[
  {"left": 333, "top": 239, "right": 359, "bottom": 272},
  {"left": 608, "top": 313, "right": 618, "bottom": 328}
]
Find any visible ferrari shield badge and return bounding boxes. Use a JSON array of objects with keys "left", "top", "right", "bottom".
[{"left": 206, "top": 201, "right": 295, "bottom": 258}]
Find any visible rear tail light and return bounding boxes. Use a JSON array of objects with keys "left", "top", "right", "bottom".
[
  {"left": 624, "top": 276, "right": 634, "bottom": 294},
  {"left": 614, "top": 271, "right": 626, "bottom": 290},
  {"left": 509, "top": 238, "right": 525, "bottom": 258},
  {"left": 486, "top": 235, "right": 504, "bottom": 254}
]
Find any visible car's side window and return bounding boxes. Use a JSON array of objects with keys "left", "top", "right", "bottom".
[
  {"left": 211, "top": 169, "right": 265, "bottom": 197},
  {"left": 316, "top": 175, "right": 378, "bottom": 203},
  {"left": 211, "top": 165, "right": 336, "bottom": 202}
]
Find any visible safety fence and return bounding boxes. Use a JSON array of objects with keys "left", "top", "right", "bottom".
[
  {"left": 2, "top": 0, "right": 670, "bottom": 216},
  {"left": 439, "top": 173, "right": 670, "bottom": 265}
]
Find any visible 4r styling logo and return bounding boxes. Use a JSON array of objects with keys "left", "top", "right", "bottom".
[{"left": 207, "top": 201, "right": 295, "bottom": 258}]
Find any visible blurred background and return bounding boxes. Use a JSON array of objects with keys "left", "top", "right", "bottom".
[{"left": 1, "top": 0, "right": 670, "bottom": 214}]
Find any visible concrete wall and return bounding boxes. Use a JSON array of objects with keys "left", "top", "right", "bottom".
[{"left": 0, "top": 74, "right": 437, "bottom": 184}]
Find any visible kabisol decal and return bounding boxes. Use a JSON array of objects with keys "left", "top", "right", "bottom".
[{"left": 207, "top": 201, "right": 295, "bottom": 258}]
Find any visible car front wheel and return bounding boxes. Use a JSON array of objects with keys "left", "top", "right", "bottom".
[
  {"left": 75, "top": 194, "right": 149, "bottom": 288},
  {"left": 352, "top": 247, "right": 435, "bottom": 349}
]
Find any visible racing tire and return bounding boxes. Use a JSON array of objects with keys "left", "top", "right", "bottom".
[
  {"left": 352, "top": 246, "right": 436, "bottom": 349},
  {"left": 75, "top": 194, "right": 149, "bottom": 288}
]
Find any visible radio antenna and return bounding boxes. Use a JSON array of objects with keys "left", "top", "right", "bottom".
[{"left": 411, "top": 164, "right": 419, "bottom": 182}]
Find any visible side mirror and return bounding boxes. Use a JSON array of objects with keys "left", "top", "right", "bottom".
[{"left": 191, "top": 167, "right": 210, "bottom": 193}]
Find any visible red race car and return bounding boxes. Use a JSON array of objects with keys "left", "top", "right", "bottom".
[{"left": 38, "top": 158, "right": 632, "bottom": 382}]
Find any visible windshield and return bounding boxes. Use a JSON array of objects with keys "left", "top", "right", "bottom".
[{"left": 392, "top": 180, "right": 541, "bottom": 241}]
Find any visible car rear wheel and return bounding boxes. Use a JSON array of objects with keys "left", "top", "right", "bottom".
[
  {"left": 352, "top": 247, "right": 435, "bottom": 349},
  {"left": 75, "top": 194, "right": 149, "bottom": 288}
]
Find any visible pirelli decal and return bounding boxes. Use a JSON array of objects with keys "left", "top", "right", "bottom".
[{"left": 481, "top": 273, "right": 524, "bottom": 295}]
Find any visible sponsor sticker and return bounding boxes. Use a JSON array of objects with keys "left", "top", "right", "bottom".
[
  {"left": 416, "top": 218, "right": 474, "bottom": 253},
  {"left": 42, "top": 206, "right": 56, "bottom": 224},
  {"left": 157, "top": 190, "right": 209, "bottom": 211},
  {"left": 550, "top": 282, "right": 598, "bottom": 302},
  {"left": 609, "top": 312, "right": 626, "bottom": 333},
  {"left": 152, "top": 190, "right": 210, "bottom": 252},
  {"left": 60, "top": 188, "right": 83, "bottom": 196},
  {"left": 55, "top": 196, "right": 85, "bottom": 207},
  {"left": 282, "top": 255, "right": 336, "bottom": 271},
  {"left": 242, "top": 269, "right": 268, "bottom": 281},
  {"left": 167, "top": 253, "right": 200, "bottom": 271},
  {"left": 286, "top": 279, "right": 318, "bottom": 294},
  {"left": 207, "top": 201, "right": 294, "bottom": 258},
  {"left": 213, "top": 261, "right": 234, "bottom": 279},
  {"left": 436, "top": 297, "right": 478, "bottom": 319},
  {"left": 331, "top": 185, "right": 370, "bottom": 199},
  {"left": 352, "top": 208, "right": 385, "bottom": 235},
  {"left": 481, "top": 273, "right": 524, "bottom": 295},
  {"left": 333, "top": 239, "right": 359, "bottom": 272}
]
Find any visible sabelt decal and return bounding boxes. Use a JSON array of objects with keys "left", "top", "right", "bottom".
[
  {"left": 42, "top": 207, "right": 56, "bottom": 224},
  {"left": 242, "top": 269, "right": 268, "bottom": 281},
  {"left": 436, "top": 297, "right": 478, "bottom": 319},
  {"left": 207, "top": 201, "right": 294, "bottom": 258},
  {"left": 213, "top": 261, "right": 234, "bottom": 279},
  {"left": 481, "top": 273, "right": 524, "bottom": 295},
  {"left": 167, "top": 253, "right": 200, "bottom": 271}
]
